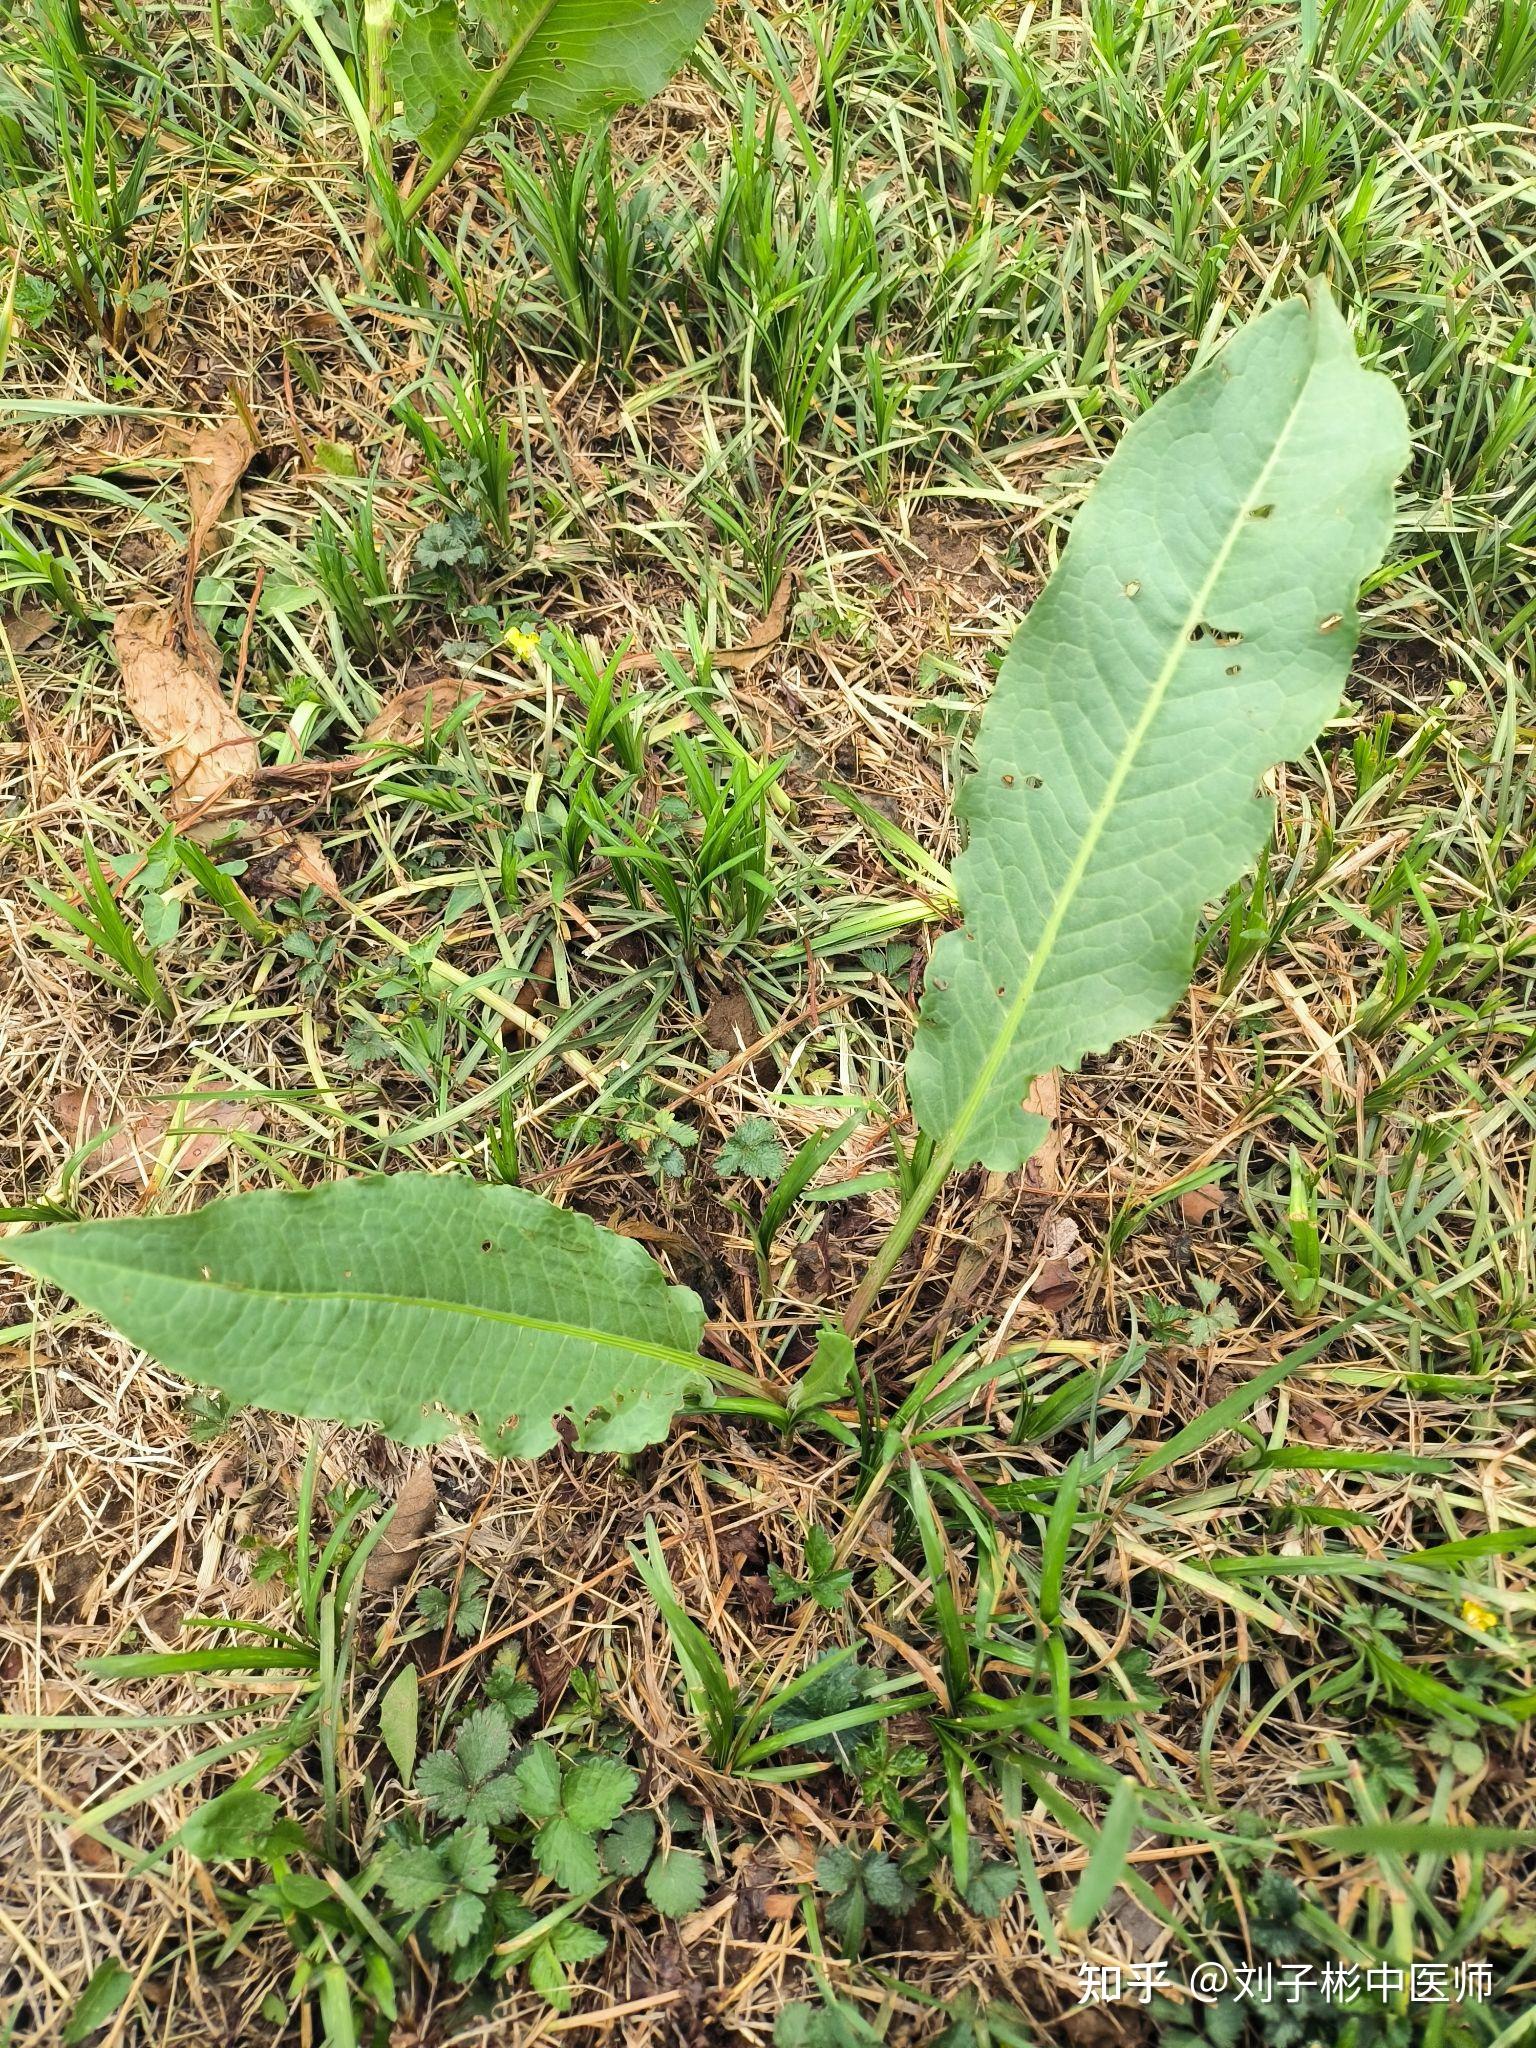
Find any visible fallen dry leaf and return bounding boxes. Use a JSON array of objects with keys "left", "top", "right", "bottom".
[
  {"left": 363, "top": 1462, "right": 439, "bottom": 1591},
  {"left": 65, "top": 1828, "right": 115, "bottom": 1873},
  {"left": 113, "top": 602, "right": 258, "bottom": 814},
  {"left": 365, "top": 676, "right": 505, "bottom": 743},
  {"left": 1268, "top": 964, "right": 1348, "bottom": 1088},
  {"left": 249, "top": 828, "right": 341, "bottom": 901},
  {"left": 1029, "top": 1212, "right": 1084, "bottom": 1313},
  {"left": 55, "top": 1085, "right": 264, "bottom": 1186},
  {"left": 618, "top": 570, "right": 797, "bottom": 678},
  {"left": 1022, "top": 1070, "right": 1063, "bottom": 1191},
  {"left": 0, "top": 605, "right": 61, "bottom": 658},
  {"left": 1178, "top": 1181, "right": 1226, "bottom": 1226},
  {"left": 173, "top": 418, "right": 257, "bottom": 582},
  {"left": 0, "top": 428, "right": 177, "bottom": 495},
  {"left": 772, "top": 55, "right": 821, "bottom": 141}
]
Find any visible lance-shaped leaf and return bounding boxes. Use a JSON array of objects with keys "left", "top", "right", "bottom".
[
  {"left": 389, "top": 0, "right": 714, "bottom": 161},
  {"left": 907, "top": 287, "right": 1408, "bottom": 1172},
  {"left": 8, "top": 1175, "right": 709, "bottom": 1456}
]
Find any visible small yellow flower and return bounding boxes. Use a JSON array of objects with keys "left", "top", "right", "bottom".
[
  {"left": 1461, "top": 1596, "right": 1499, "bottom": 1633},
  {"left": 502, "top": 624, "right": 541, "bottom": 663}
]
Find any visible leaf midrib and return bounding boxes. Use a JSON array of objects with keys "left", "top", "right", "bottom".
[
  {"left": 36, "top": 1249, "right": 706, "bottom": 1376},
  {"left": 944, "top": 319, "right": 1322, "bottom": 1170}
]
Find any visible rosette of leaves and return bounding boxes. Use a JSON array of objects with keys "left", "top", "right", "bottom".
[
  {"left": 814, "top": 1844, "right": 917, "bottom": 1957},
  {"left": 6, "top": 288, "right": 1409, "bottom": 1449}
]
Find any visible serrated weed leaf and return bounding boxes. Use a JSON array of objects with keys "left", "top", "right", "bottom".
[
  {"left": 907, "top": 288, "right": 1408, "bottom": 1172},
  {"left": 964, "top": 1861, "right": 1020, "bottom": 1919},
  {"left": 814, "top": 1845, "right": 859, "bottom": 1895},
  {"left": 644, "top": 1847, "right": 707, "bottom": 1918},
  {"left": 536, "top": 1814, "right": 603, "bottom": 1893},
  {"left": 8, "top": 1175, "right": 710, "bottom": 1457},
  {"left": 453, "top": 1705, "right": 512, "bottom": 1783},
  {"left": 561, "top": 1756, "right": 637, "bottom": 1833},
  {"left": 376, "top": 1843, "right": 450, "bottom": 1912},
  {"left": 602, "top": 1809, "right": 657, "bottom": 1878},
  {"left": 715, "top": 1116, "right": 787, "bottom": 1181},
  {"left": 430, "top": 1889, "right": 489, "bottom": 1951},
  {"left": 859, "top": 1853, "right": 914, "bottom": 1913},
  {"left": 415, "top": 1753, "right": 524, "bottom": 1835},
  {"left": 511, "top": 1740, "right": 563, "bottom": 1820},
  {"left": 549, "top": 1920, "right": 607, "bottom": 1964},
  {"left": 414, "top": 1749, "right": 474, "bottom": 1817},
  {"left": 443, "top": 1824, "right": 498, "bottom": 1893}
]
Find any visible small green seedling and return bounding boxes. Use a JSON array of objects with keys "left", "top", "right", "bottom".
[{"left": 770, "top": 1526, "right": 855, "bottom": 1610}]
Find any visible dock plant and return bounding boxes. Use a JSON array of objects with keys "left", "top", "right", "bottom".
[{"left": 6, "top": 287, "right": 1409, "bottom": 1458}]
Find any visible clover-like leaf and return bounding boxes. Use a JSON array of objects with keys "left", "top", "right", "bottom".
[
  {"left": 414, "top": 1750, "right": 474, "bottom": 1817},
  {"left": 417, "top": 1717, "right": 520, "bottom": 1824},
  {"left": 535, "top": 1815, "right": 603, "bottom": 1894},
  {"left": 511, "top": 1741, "right": 564, "bottom": 1821}
]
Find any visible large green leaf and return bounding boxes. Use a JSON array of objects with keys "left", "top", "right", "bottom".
[
  {"left": 389, "top": 0, "right": 714, "bottom": 159},
  {"left": 907, "top": 287, "right": 1408, "bottom": 1172},
  {"left": 8, "top": 1176, "right": 709, "bottom": 1456}
]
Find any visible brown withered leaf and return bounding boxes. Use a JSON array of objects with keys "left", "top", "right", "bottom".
[
  {"left": 363, "top": 1462, "right": 439, "bottom": 1591},
  {"left": 1178, "top": 1181, "right": 1226, "bottom": 1227},
  {"left": 618, "top": 570, "right": 797, "bottom": 679},
  {"left": 249, "top": 829, "right": 341, "bottom": 901},
  {"left": 113, "top": 602, "right": 258, "bottom": 813},
  {"left": 500, "top": 941, "right": 554, "bottom": 1049},
  {"left": 0, "top": 605, "right": 60, "bottom": 658},
  {"left": 173, "top": 419, "right": 257, "bottom": 581},
  {"left": 1028, "top": 1213, "right": 1084, "bottom": 1313},
  {"left": 0, "top": 427, "right": 177, "bottom": 496},
  {"left": 365, "top": 677, "right": 505, "bottom": 744},
  {"left": 1022, "top": 1070, "right": 1063, "bottom": 1191},
  {"left": 56, "top": 1085, "right": 264, "bottom": 1185}
]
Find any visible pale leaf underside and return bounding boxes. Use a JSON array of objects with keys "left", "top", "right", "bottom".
[
  {"left": 10, "top": 1176, "right": 709, "bottom": 1456},
  {"left": 907, "top": 288, "right": 1409, "bottom": 1171}
]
